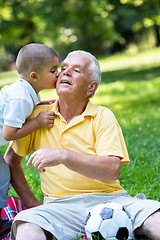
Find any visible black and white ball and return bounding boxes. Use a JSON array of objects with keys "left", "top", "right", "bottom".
[{"left": 85, "top": 202, "right": 133, "bottom": 240}]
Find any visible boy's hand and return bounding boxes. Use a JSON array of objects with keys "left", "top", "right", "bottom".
[
  {"left": 38, "top": 99, "right": 56, "bottom": 105},
  {"left": 36, "top": 111, "right": 55, "bottom": 129}
]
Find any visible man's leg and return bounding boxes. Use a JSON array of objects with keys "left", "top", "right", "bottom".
[
  {"left": 134, "top": 210, "right": 160, "bottom": 240},
  {"left": 15, "top": 221, "right": 53, "bottom": 240}
]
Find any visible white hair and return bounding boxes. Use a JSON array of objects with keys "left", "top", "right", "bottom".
[{"left": 67, "top": 50, "right": 101, "bottom": 85}]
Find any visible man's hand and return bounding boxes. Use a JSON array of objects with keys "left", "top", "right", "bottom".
[
  {"left": 36, "top": 111, "right": 55, "bottom": 129},
  {"left": 27, "top": 148, "right": 121, "bottom": 181},
  {"left": 27, "top": 148, "right": 62, "bottom": 172}
]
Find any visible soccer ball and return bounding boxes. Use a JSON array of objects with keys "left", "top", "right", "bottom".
[{"left": 85, "top": 202, "right": 133, "bottom": 240}]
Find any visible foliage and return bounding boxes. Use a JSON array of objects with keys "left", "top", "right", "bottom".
[
  {"left": 0, "top": 0, "right": 160, "bottom": 59},
  {"left": 0, "top": 47, "right": 160, "bottom": 203}
]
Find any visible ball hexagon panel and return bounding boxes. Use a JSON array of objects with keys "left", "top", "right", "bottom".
[{"left": 85, "top": 202, "right": 133, "bottom": 240}]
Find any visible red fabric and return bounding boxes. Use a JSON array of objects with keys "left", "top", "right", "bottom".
[
  {"left": 1, "top": 197, "right": 88, "bottom": 240},
  {"left": 1, "top": 197, "right": 26, "bottom": 240}
]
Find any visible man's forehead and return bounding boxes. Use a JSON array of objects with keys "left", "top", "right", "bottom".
[{"left": 62, "top": 54, "right": 91, "bottom": 66}]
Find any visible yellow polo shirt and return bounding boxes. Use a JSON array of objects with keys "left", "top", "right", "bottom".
[{"left": 11, "top": 100, "right": 130, "bottom": 197}]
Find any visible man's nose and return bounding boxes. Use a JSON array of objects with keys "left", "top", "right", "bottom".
[{"left": 63, "top": 67, "right": 71, "bottom": 76}]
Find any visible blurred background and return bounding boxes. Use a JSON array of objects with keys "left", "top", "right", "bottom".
[{"left": 0, "top": 0, "right": 160, "bottom": 71}]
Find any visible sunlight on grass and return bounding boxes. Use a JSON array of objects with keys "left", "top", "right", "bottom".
[
  {"left": 99, "top": 47, "right": 160, "bottom": 72},
  {"left": 92, "top": 77, "right": 160, "bottom": 111},
  {"left": 0, "top": 70, "right": 18, "bottom": 87}
]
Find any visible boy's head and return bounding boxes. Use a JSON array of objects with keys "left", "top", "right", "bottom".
[
  {"left": 16, "top": 43, "right": 59, "bottom": 92},
  {"left": 16, "top": 43, "right": 57, "bottom": 75}
]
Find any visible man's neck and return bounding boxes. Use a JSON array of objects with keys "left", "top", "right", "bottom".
[{"left": 58, "top": 99, "right": 89, "bottom": 123}]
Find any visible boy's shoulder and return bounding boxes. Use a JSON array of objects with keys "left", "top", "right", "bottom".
[
  {"left": 1, "top": 80, "right": 27, "bottom": 97},
  {"left": 2, "top": 79, "right": 36, "bottom": 102}
]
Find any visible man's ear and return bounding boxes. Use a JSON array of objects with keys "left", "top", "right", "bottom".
[
  {"left": 87, "top": 81, "right": 98, "bottom": 97},
  {"left": 30, "top": 71, "right": 38, "bottom": 82}
]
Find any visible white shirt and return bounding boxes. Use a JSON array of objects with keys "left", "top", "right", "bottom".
[{"left": 0, "top": 78, "right": 40, "bottom": 146}]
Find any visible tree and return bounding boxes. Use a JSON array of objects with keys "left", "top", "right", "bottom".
[
  {"left": 0, "top": 0, "right": 119, "bottom": 57},
  {"left": 118, "top": 0, "right": 160, "bottom": 47},
  {"left": 0, "top": 0, "right": 41, "bottom": 58},
  {"left": 36, "top": 0, "right": 119, "bottom": 56},
  {"left": 0, "top": 0, "right": 160, "bottom": 60}
]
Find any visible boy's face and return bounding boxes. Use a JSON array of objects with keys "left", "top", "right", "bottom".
[{"left": 37, "top": 56, "right": 59, "bottom": 90}]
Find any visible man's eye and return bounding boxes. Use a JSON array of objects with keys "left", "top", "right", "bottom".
[
  {"left": 74, "top": 69, "right": 80, "bottom": 73},
  {"left": 61, "top": 66, "right": 66, "bottom": 71},
  {"left": 51, "top": 70, "right": 55, "bottom": 73}
]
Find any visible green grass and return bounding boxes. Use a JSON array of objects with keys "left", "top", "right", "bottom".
[
  {"left": 0, "top": 47, "right": 160, "bottom": 204},
  {"left": 93, "top": 48, "right": 160, "bottom": 201},
  {"left": 0, "top": 70, "right": 18, "bottom": 88}
]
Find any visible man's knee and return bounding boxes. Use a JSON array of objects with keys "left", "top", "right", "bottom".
[
  {"left": 15, "top": 221, "right": 48, "bottom": 240},
  {"left": 134, "top": 210, "right": 160, "bottom": 240}
]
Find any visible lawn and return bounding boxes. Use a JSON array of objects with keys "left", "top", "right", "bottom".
[{"left": 0, "top": 47, "right": 160, "bottom": 203}]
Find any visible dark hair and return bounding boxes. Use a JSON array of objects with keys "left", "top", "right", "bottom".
[{"left": 16, "top": 43, "right": 57, "bottom": 74}]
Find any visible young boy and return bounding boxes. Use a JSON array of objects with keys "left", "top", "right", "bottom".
[{"left": 0, "top": 43, "right": 59, "bottom": 238}]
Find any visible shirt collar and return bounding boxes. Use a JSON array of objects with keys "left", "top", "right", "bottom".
[
  {"left": 18, "top": 78, "right": 41, "bottom": 105},
  {"left": 53, "top": 99, "right": 97, "bottom": 118}
]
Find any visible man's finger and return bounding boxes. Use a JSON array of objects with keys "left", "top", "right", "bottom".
[
  {"left": 38, "top": 162, "right": 46, "bottom": 173},
  {"left": 27, "top": 151, "right": 37, "bottom": 167}
]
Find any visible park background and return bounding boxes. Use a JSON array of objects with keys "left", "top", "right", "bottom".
[{"left": 0, "top": 0, "right": 160, "bottom": 203}]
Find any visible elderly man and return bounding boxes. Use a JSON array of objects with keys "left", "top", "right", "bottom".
[{"left": 5, "top": 50, "right": 160, "bottom": 240}]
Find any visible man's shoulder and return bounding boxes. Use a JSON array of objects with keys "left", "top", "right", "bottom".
[
  {"left": 30, "top": 104, "right": 54, "bottom": 118},
  {"left": 93, "top": 104, "right": 116, "bottom": 122}
]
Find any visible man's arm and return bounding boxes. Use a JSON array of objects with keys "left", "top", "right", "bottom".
[
  {"left": 3, "top": 111, "right": 55, "bottom": 141},
  {"left": 27, "top": 148, "right": 121, "bottom": 181},
  {"left": 5, "top": 146, "right": 42, "bottom": 208}
]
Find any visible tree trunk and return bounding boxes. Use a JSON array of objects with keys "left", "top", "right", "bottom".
[{"left": 154, "top": 24, "right": 160, "bottom": 46}]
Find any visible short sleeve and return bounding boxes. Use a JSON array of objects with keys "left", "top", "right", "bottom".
[
  {"left": 10, "top": 104, "right": 53, "bottom": 157},
  {"left": 94, "top": 107, "right": 130, "bottom": 165},
  {"left": 10, "top": 132, "right": 35, "bottom": 157},
  {"left": 3, "top": 99, "right": 33, "bottom": 128}
]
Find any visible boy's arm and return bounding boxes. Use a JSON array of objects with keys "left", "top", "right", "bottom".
[
  {"left": 4, "top": 146, "right": 42, "bottom": 208},
  {"left": 3, "top": 111, "right": 55, "bottom": 141}
]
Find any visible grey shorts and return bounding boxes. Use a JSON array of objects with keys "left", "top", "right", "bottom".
[
  {"left": 0, "top": 151, "right": 10, "bottom": 208},
  {"left": 11, "top": 191, "right": 160, "bottom": 240}
]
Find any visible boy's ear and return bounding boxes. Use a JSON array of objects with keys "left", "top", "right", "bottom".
[
  {"left": 30, "top": 71, "right": 38, "bottom": 82},
  {"left": 87, "top": 81, "right": 98, "bottom": 97}
]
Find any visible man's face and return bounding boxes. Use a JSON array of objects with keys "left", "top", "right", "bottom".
[{"left": 56, "top": 54, "right": 92, "bottom": 100}]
